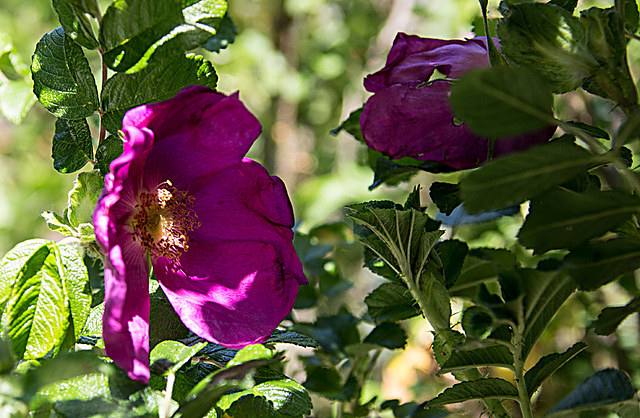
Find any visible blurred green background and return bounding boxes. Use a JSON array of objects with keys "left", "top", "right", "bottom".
[{"left": 1, "top": 0, "right": 637, "bottom": 416}]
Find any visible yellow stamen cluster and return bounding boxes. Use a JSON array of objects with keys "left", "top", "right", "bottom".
[{"left": 131, "top": 181, "right": 200, "bottom": 261}]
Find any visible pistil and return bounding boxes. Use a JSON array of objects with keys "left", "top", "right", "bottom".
[{"left": 132, "top": 180, "right": 200, "bottom": 261}]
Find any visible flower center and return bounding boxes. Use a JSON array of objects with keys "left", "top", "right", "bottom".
[{"left": 131, "top": 181, "right": 200, "bottom": 261}]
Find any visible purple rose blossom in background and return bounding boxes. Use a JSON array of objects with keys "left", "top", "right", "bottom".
[
  {"left": 93, "top": 85, "right": 307, "bottom": 383},
  {"left": 360, "top": 33, "right": 555, "bottom": 169}
]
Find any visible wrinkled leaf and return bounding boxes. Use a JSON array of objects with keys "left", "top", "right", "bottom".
[
  {"left": 52, "top": 118, "right": 93, "bottom": 173},
  {"left": 99, "top": 0, "right": 227, "bottom": 72},
  {"left": 32, "top": 27, "right": 99, "bottom": 119}
]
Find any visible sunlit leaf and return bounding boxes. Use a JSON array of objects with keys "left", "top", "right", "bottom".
[
  {"left": 32, "top": 27, "right": 99, "bottom": 119},
  {"left": 99, "top": 0, "right": 227, "bottom": 72}
]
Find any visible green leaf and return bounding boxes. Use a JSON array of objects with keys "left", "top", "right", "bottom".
[
  {"left": 520, "top": 268, "right": 577, "bottom": 359},
  {"left": 621, "top": 0, "right": 640, "bottom": 33},
  {"left": 0, "top": 80, "right": 36, "bottom": 125},
  {"left": 429, "top": 182, "right": 461, "bottom": 216},
  {"left": 95, "top": 135, "right": 124, "bottom": 175},
  {"left": 548, "top": 368, "right": 635, "bottom": 415},
  {"left": 99, "top": 0, "right": 228, "bottom": 73},
  {"left": 266, "top": 329, "right": 318, "bottom": 348},
  {"left": 497, "top": 1, "right": 598, "bottom": 93},
  {"left": 439, "top": 346, "right": 514, "bottom": 375},
  {"left": 52, "top": 0, "right": 99, "bottom": 49},
  {"left": 365, "top": 283, "right": 419, "bottom": 323},
  {"left": 41, "top": 211, "right": 74, "bottom": 236},
  {"left": 149, "top": 286, "right": 191, "bottom": 347},
  {"left": 303, "top": 366, "right": 342, "bottom": 398},
  {"left": 150, "top": 341, "right": 207, "bottom": 376},
  {"left": 460, "top": 140, "right": 604, "bottom": 213},
  {"left": 525, "top": 342, "right": 587, "bottom": 396},
  {"left": 0, "top": 32, "right": 29, "bottom": 80},
  {"left": 100, "top": 54, "right": 218, "bottom": 133},
  {"left": 202, "top": 13, "right": 237, "bottom": 52},
  {"left": 362, "top": 322, "right": 407, "bottom": 349},
  {"left": 563, "top": 121, "right": 610, "bottom": 140},
  {"left": 424, "top": 378, "right": 519, "bottom": 408},
  {"left": 580, "top": 7, "right": 638, "bottom": 108},
  {"left": 331, "top": 106, "right": 363, "bottom": 142},
  {"left": 549, "top": 0, "right": 578, "bottom": 13},
  {"left": 227, "top": 344, "right": 273, "bottom": 367},
  {"left": 450, "top": 67, "right": 555, "bottom": 137},
  {"left": 22, "top": 350, "right": 113, "bottom": 403},
  {"left": 52, "top": 118, "right": 93, "bottom": 173},
  {"left": 0, "top": 239, "right": 49, "bottom": 312},
  {"left": 450, "top": 248, "right": 517, "bottom": 297},
  {"left": 434, "top": 240, "right": 468, "bottom": 288},
  {"left": 295, "top": 313, "right": 360, "bottom": 354},
  {"left": 6, "top": 244, "right": 70, "bottom": 360},
  {"left": 348, "top": 202, "right": 443, "bottom": 283},
  {"left": 518, "top": 189, "right": 640, "bottom": 253},
  {"left": 564, "top": 237, "right": 640, "bottom": 290},
  {"left": 65, "top": 171, "right": 103, "bottom": 228},
  {"left": 592, "top": 295, "right": 640, "bottom": 335},
  {"left": 31, "top": 27, "right": 99, "bottom": 119},
  {"left": 57, "top": 245, "right": 90, "bottom": 341},
  {"left": 252, "top": 379, "right": 313, "bottom": 417},
  {"left": 224, "top": 394, "right": 276, "bottom": 417}
]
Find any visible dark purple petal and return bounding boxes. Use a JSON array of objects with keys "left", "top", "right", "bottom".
[
  {"left": 124, "top": 86, "right": 261, "bottom": 188},
  {"left": 154, "top": 240, "right": 299, "bottom": 348},
  {"left": 494, "top": 125, "right": 557, "bottom": 158},
  {"left": 364, "top": 33, "right": 491, "bottom": 92},
  {"left": 360, "top": 81, "right": 488, "bottom": 169}
]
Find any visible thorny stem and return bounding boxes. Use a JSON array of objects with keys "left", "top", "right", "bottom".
[{"left": 513, "top": 333, "right": 534, "bottom": 418}]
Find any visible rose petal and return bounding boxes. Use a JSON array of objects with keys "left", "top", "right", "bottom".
[
  {"left": 102, "top": 240, "right": 150, "bottom": 383},
  {"left": 364, "top": 33, "right": 491, "bottom": 92},
  {"left": 123, "top": 87, "right": 261, "bottom": 188},
  {"left": 360, "top": 81, "right": 488, "bottom": 169},
  {"left": 154, "top": 240, "right": 299, "bottom": 348},
  {"left": 188, "top": 159, "right": 306, "bottom": 284}
]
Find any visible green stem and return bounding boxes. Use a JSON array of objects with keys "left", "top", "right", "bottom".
[{"left": 513, "top": 333, "right": 534, "bottom": 418}]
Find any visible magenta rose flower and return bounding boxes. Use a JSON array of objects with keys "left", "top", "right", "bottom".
[
  {"left": 360, "top": 33, "right": 554, "bottom": 169},
  {"left": 93, "top": 85, "right": 307, "bottom": 383}
]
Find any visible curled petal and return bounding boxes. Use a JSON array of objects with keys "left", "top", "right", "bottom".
[
  {"left": 364, "top": 33, "right": 491, "bottom": 92},
  {"left": 154, "top": 240, "right": 299, "bottom": 348}
]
